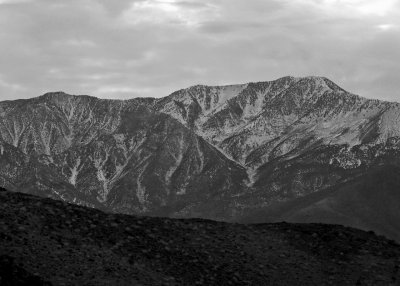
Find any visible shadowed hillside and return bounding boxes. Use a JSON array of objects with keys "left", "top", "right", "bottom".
[{"left": 1, "top": 188, "right": 400, "bottom": 285}]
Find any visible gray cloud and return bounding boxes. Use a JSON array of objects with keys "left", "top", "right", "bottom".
[{"left": 0, "top": 0, "right": 399, "bottom": 102}]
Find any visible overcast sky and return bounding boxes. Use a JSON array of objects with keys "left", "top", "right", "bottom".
[{"left": 0, "top": 0, "right": 399, "bottom": 102}]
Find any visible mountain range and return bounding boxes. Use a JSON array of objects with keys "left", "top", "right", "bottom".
[{"left": 1, "top": 76, "right": 400, "bottom": 240}]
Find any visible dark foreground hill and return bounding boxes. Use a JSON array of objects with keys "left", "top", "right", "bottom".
[
  {"left": 240, "top": 165, "right": 400, "bottom": 243},
  {"left": 1, "top": 188, "right": 400, "bottom": 285}
]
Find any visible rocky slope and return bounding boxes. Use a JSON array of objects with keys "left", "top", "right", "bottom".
[
  {"left": 1, "top": 188, "right": 400, "bottom": 286},
  {"left": 0, "top": 93, "right": 247, "bottom": 220},
  {"left": 0, "top": 76, "right": 400, "bottom": 227}
]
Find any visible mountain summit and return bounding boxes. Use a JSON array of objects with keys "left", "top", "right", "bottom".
[
  {"left": 1, "top": 76, "right": 400, "bottom": 240},
  {"left": 157, "top": 76, "right": 400, "bottom": 165}
]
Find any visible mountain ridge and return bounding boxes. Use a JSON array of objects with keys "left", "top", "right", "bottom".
[{"left": 23, "top": 75, "right": 400, "bottom": 104}]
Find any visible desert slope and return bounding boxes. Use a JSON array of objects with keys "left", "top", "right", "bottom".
[{"left": 1, "top": 188, "right": 399, "bottom": 285}]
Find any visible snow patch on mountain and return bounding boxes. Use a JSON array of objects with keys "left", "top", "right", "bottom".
[{"left": 68, "top": 157, "right": 82, "bottom": 186}]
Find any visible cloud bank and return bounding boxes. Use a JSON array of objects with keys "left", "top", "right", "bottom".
[{"left": 0, "top": 0, "right": 399, "bottom": 102}]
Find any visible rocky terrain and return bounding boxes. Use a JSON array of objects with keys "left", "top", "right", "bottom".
[
  {"left": 1, "top": 76, "right": 400, "bottom": 235},
  {"left": 1, "top": 187, "right": 400, "bottom": 286}
]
